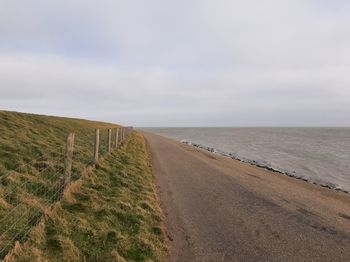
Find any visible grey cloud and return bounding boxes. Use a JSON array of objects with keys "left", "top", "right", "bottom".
[{"left": 0, "top": 1, "right": 350, "bottom": 126}]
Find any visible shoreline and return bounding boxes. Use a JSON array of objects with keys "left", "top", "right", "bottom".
[{"left": 181, "top": 140, "right": 350, "bottom": 195}]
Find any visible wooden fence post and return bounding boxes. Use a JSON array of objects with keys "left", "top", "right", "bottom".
[
  {"left": 94, "top": 129, "right": 100, "bottom": 163},
  {"left": 115, "top": 128, "right": 119, "bottom": 148},
  {"left": 108, "top": 129, "right": 112, "bottom": 153},
  {"left": 63, "top": 133, "right": 75, "bottom": 191}
]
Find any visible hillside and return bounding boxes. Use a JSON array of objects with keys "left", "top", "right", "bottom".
[
  {"left": 0, "top": 111, "right": 167, "bottom": 261},
  {"left": 5, "top": 132, "right": 167, "bottom": 261},
  {"left": 0, "top": 110, "right": 119, "bottom": 174}
]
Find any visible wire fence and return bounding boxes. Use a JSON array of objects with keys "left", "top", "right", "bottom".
[{"left": 0, "top": 126, "right": 133, "bottom": 259}]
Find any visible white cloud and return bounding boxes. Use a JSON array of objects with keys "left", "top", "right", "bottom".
[{"left": 0, "top": 1, "right": 350, "bottom": 126}]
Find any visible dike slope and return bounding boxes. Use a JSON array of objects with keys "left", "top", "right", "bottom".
[
  {"left": 0, "top": 111, "right": 167, "bottom": 261},
  {"left": 6, "top": 132, "right": 167, "bottom": 261}
]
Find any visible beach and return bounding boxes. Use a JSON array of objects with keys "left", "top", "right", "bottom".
[{"left": 144, "top": 132, "right": 350, "bottom": 261}]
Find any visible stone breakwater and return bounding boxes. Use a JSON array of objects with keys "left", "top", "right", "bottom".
[{"left": 181, "top": 140, "right": 349, "bottom": 194}]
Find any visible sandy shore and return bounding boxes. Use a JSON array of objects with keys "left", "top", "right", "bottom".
[{"left": 144, "top": 132, "right": 350, "bottom": 261}]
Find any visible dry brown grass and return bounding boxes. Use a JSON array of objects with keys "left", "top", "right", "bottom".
[
  {"left": 5, "top": 132, "right": 168, "bottom": 261},
  {"left": 0, "top": 110, "right": 121, "bottom": 258}
]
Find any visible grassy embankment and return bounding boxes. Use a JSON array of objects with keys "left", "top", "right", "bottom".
[
  {"left": 0, "top": 111, "right": 167, "bottom": 261},
  {"left": 0, "top": 110, "right": 118, "bottom": 173},
  {"left": 0, "top": 110, "right": 119, "bottom": 257}
]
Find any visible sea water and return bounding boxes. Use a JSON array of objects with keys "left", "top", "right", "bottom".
[{"left": 142, "top": 127, "right": 350, "bottom": 193}]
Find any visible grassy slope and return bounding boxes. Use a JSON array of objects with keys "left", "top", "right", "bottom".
[
  {"left": 0, "top": 110, "right": 167, "bottom": 260},
  {"left": 0, "top": 110, "right": 119, "bottom": 174},
  {"left": 0, "top": 110, "right": 120, "bottom": 257},
  {"left": 5, "top": 132, "right": 167, "bottom": 261}
]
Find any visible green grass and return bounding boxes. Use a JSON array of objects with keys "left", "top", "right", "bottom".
[
  {"left": 0, "top": 110, "right": 119, "bottom": 175},
  {"left": 0, "top": 111, "right": 167, "bottom": 261},
  {"left": 5, "top": 132, "right": 167, "bottom": 261},
  {"left": 0, "top": 111, "right": 120, "bottom": 258}
]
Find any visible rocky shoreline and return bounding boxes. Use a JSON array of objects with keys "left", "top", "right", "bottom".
[{"left": 181, "top": 140, "right": 349, "bottom": 194}]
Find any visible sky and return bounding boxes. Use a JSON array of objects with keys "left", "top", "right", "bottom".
[{"left": 1, "top": 0, "right": 350, "bottom": 127}]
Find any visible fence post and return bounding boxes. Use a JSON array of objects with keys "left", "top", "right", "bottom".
[
  {"left": 63, "top": 133, "right": 75, "bottom": 191},
  {"left": 94, "top": 129, "right": 100, "bottom": 163},
  {"left": 108, "top": 128, "right": 112, "bottom": 153},
  {"left": 115, "top": 128, "right": 119, "bottom": 148}
]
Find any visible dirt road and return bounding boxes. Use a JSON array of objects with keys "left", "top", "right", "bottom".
[{"left": 144, "top": 132, "right": 350, "bottom": 262}]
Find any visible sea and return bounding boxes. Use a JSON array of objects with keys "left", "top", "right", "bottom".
[{"left": 141, "top": 127, "right": 350, "bottom": 193}]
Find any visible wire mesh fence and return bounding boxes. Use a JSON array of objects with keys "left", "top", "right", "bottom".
[
  {"left": 0, "top": 126, "right": 132, "bottom": 259},
  {"left": 0, "top": 148, "right": 65, "bottom": 257}
]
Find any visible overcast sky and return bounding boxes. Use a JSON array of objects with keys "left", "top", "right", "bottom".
[{"left": 1, "top": 1, "right": 350, "bottom": 126}]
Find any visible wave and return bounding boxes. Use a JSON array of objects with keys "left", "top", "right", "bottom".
[{"left": 181, "top": 140, "right": 349, "bottom": 194}]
